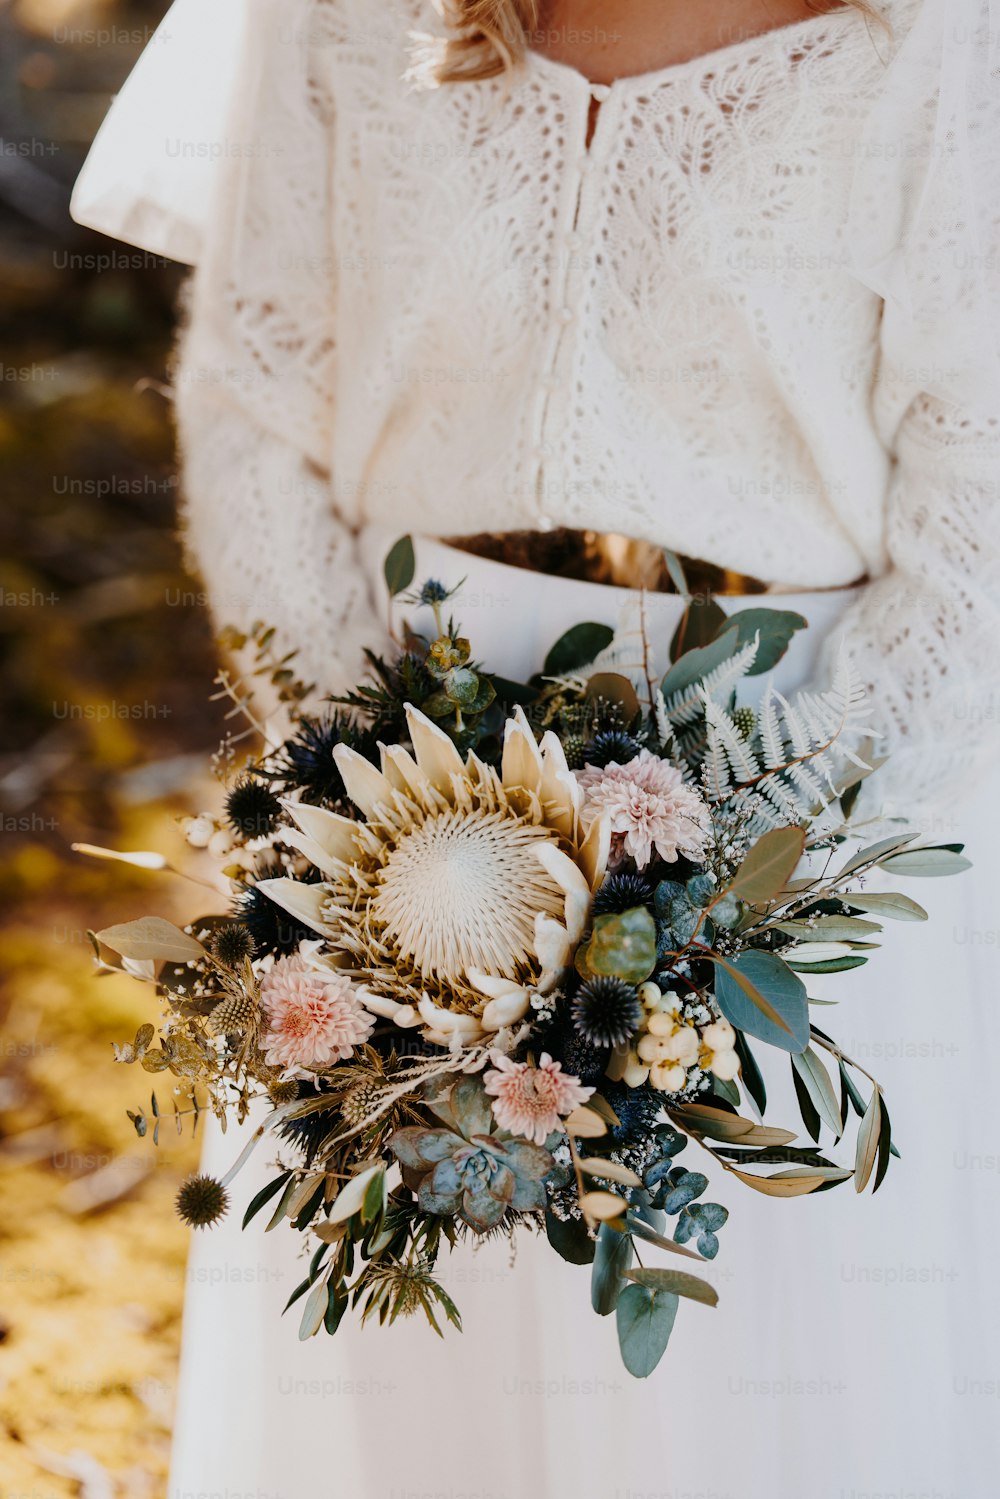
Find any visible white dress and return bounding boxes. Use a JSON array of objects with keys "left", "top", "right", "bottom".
[{"left": 70, "top": 2, "right": 1000, "bottom": 1494}]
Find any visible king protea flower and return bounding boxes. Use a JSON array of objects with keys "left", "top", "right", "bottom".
[{"left": 258, "top": 706, "right": 609, "bottom": 1047}]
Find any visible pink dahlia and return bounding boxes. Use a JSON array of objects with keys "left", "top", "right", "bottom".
[
  {"left": 483, "top": 1051, "right": 593, "bottom": 1145},
  {"left": 577, "top": 750, "right": 710, "bottom": 869},
  {"left": 260, "top": 953, "right": 374, "bottom": 1073}
]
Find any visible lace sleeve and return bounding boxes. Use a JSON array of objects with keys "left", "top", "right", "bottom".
[
  {"left": 173, "top": 0, "right": 386, "bottom": 698},
  {"left": 818, "top": 390, "right": 1000, "bottom": 824}
]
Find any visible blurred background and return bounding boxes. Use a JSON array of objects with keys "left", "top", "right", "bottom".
[{"left": 1, "top": 1, "right": 230, "bottom": 1491}]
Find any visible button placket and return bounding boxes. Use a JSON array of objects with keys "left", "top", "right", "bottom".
[{"left": 531, "top": 80, "right": 611, "bottom": 528}]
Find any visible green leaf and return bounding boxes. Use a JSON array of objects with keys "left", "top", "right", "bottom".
[
  {"left": 790, "top": 1047, "right": 843, "bottom": 1139},
  {"left": 443, "top": 667, "right": 481, "bottom": 707},
  {"left": 873, "top": 1094, "right": 895, "bottom": 1192},
  {"left": 616, "top": 1283, "right": 679, "bottom": 1378},
  {"left": 838, "top": 1060, "right": 867, "bottom": 1119},
  {"left": 786, "top": 955, "right": 869, "bottom": 974},
  {"left": 625, "top": 1213, "right": 705, "bottom": 1262},
  {"left": 775, "top": 915, "right": 882, "bottom": 942},
  {"left": 728, "top": 826, "right": 806, "bottom": 904},
  {"left": 845, "top": 891, "right": 928, "bottom": 922},
  {"left": 324, "top": 1282, "right": 349, "bottom": 1336},
  {"left": 361, "top": 1166, "right": 387, "bottom": 1224},
  {"left": 545, "top": 1209, "right": 596, "bottom": 1265},
  {"left": 670, "top": 598, "right": 730, "bottom": 657},
  {"left": 879, "top": 847, "right": 972, "bottom": 878},
  {"left": 734, "top": 1030, "right": 767, "bottom": 1115},
  {"left": 383, "top": 534, "right": 415, "bottom": 597},
  {"left": 714, "top": 607, "right": 807, "bottom": 675},
  {"left": 298, "top": 1277, "right": 330, "bottom": 1340},
  {"left": 283, "top": 1275, "right": 313, "bottom": 1314},
  {"left": 94, "top": 917, "right": 206, "bottom": 964},
  {"left": 837, "top": 834, "right": 917, "bottom": 877},
  {"left": 242, "top": 1171, "right": 293, "bottom": 1230},
  {"left": 662, "top": 550, "right": 690, "bottom": 597},
  {"left": 661, "top": 626, "right": 739, "bottom": 699},
  {"left": 854, "top": 1088, "right": 882, "bottom": 1192},
  {"left": 543, "top": 621, "right": 615, "bottom": 676},
  {"left": 731, "top": 1165, "right": 853, "bottom": 1197},
  {"left": 591, "top": 1221, "right": 633, "bottom": 1315},
  {"left": 711, "top": 950, "right": 809, "bottom": 1053},
  {"left": 265, "top": 1174, "right": 301, "bottom": 1232},
  {"left": 791, "top": 1056, "right": 821, "bottom": 1142},
  {"left": 586, "top": 672, "right": 641, "bottom": 721},
  {"left": 587, "top": 907, "right": 658, "bottom": 984},
  {"left": 624, "top": 1266, "right": 718, "bottom": 1308}
]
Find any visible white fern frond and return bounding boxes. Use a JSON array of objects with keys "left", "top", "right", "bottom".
[
  {"left": 665, "top": 634, "right": 760, "bottom": 726},
  {"left": 652, "top": 687, "right": 675, "bottom": 754},
  {"left": 701, "top": 739, "right": 733, "bottom": 800},
  {"left": 758, "top": 682, "right": 786, "bottom": 769},
  {"left": 702, "top": 692, "right": 762, "bottom": 783},
  {"left": 756, "top": 772, "right": 811, "bottom": 824}
]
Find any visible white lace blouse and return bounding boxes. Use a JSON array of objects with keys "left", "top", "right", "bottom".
[{"left": 174, "top": 0, "right": 1000, "bottom": 816}]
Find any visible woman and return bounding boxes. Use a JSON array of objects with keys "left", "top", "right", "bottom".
[{"left": 73, "top": 1, "right": 1000, "bottom": 1494}]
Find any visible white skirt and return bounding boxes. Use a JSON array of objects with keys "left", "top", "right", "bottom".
[{"left": 169, "top": 538, "right": 1000, "bottom": 1499}]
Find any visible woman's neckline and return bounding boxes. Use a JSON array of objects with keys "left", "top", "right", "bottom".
[{"left": 525, "top": 6, "right": 860, "bottom": 95}]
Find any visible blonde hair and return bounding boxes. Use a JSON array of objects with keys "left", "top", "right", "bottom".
[{"left": 427, "top": 1, "right": 884, "bottom": 86}]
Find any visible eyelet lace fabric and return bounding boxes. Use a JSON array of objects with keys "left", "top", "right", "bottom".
[{"left": 175, "top": 0, "right": 1000, "bottom": 811}]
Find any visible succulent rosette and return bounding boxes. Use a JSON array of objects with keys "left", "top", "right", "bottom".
[{"left": 389, "top": 1076, "right": 554, "bottom": 1231}]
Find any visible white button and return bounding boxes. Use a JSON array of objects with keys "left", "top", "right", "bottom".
[
  {"left": 538, "top": 512, "right": 554, "bottom": 532},
  {"left": 558, "top": 306, "right": 574, "bottom": 324},
  {"left": 541, "top": 372, "right": 560, "bottom": 391},
  {"left": 565, "top": 232, "right": 582, "bottom": 251},
  {"left": 590, "top": 83, "right": 611, "bottom": 103}
]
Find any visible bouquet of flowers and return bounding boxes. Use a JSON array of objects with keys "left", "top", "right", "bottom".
[{"left": 85, "top": 539, "right": 969, "bottom": 1377}]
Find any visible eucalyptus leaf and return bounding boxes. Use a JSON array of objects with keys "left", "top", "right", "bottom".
[
  {"left": 712, "top": 950, "right": 809, "bottom": 1053},
  {"left": 546, "top": 1209, "right": 596, "bottom": 1265},
  {"left": 626, "top": 1213, "right": 705, "bottom": 1262},
  {"left": 591, "top": 1221, "right": 633, "bottom": 1315},
  {"left": 543, "top": 621, "right": 616, "bottom": 676},
  {"left": 728, "top": 826, "right": 806, "bottom": 904},
  {"left": 586, "top": 672, "right": 641, "bottom": 720},
  {"left": 714, "top": 607, "right": 807, "bottom": 675},
  {"left": 616, "top": 1283, "right": 679, "bottom": 1378},
  {"left": 624, "top": 1266, "right": 719, "bottom": 1308},
  {"left": 662, "top": 549, "right": 690, "bottom": 597},
  {"left": 661, "top": 626, "right": 739, "bottom": 699},
  {"left": 587, "top": 907, "right": 657, "bottom": 984},
  {"left": 383, "top": 534, "right": 415, "bottom": 597}
]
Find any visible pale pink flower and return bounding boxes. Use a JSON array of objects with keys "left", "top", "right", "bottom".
[
  {"left": 260, "top": 953, "right": 374, "bottom": 1073},
  {"left": 577, "top": 750, "right": 710, "bottom": 869},
  {"left": 483, "top": 1051, "right": 593, "bottom": 1145}
]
